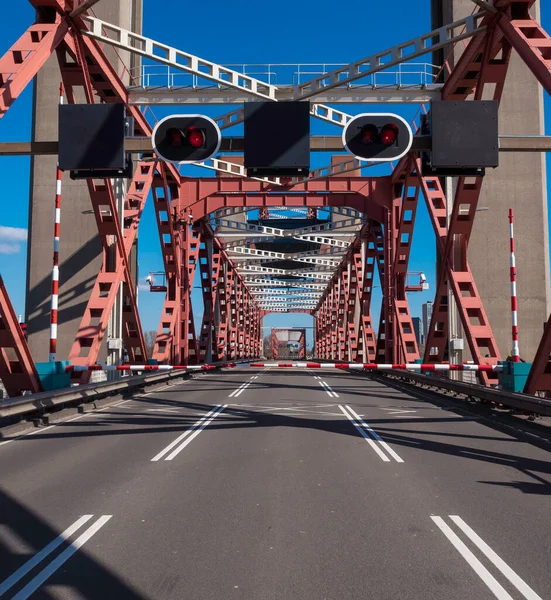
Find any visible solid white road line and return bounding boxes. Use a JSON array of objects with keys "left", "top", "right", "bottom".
[
  {"left": 345, "top": 405, "right": 404, "bottom": 463},
  {"left": 12, "top": 515, "right": 112, "bottom": 600},
  {"left": 151, "top": 405, "right": 223, "bottom": 461},
  {"left": 339, "top": 405, "right": 391, "bottom": 462},
  {"left": 0, "top": 515, "right": 94, "bottom": 596},
  {"left": 449, "top": 516, "right": 543, "bottom": 600},
  {"left": 431, "top": 517, "right": 515, "bottom": 600},
  {"left": 164, "top": 404, "right": 228, "bottom": 461}
]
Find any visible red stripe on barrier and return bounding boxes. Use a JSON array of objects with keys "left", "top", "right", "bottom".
[
  {"left": 306, "top": 363, "right": 321, "bottom": 368},
  {"left": 250, "top": 363, "right": 264, "bottom": 367}
]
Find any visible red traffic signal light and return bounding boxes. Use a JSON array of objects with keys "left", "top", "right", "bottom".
[
  {"left": 343, "top": 114, "right": 413, "bottom": 162},
  {"left": 380, "top": 123, "right": 399, "bottom": 146},
  {"left": 152, "top": 115, "right": 221, "bottom": 164}
]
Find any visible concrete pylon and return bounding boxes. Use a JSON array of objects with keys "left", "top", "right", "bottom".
[
  {"left": 431, "top": 0, "right": 550, "bottom": 361},
  {"left": 25, "top": 0, "right": 143, "bottom": 364}
]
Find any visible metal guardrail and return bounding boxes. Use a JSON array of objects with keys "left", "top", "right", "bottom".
[
  {"left": 0, "top": 361, "right": 251, "bottom": 424},
  {"left": 0, "top": 371, "right": 185, "bottom": 421},
  {"left": 380, "top": 370, "right": 551, "bottom": 417}
]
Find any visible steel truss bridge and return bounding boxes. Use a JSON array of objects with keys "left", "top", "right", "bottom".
[{"left": 2, "top": 0, "right": 551, "bottom": 400}]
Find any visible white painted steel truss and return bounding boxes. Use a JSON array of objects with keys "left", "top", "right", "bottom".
[
  {"left": 227, "top": 247, "right": 342, "bottom": 267},
  {"left": 81, "top": 16, "right": 277, "bottom": 100}
]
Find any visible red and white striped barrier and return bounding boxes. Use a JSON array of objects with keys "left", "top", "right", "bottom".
[
  {"left": 66, "top": 363, "right": 239, "bottom": 373},
  {"left": 509, "top": 209, "right": 520, "bottom": 362},
  {"left": 49, "top": 82, "right": 64, "bottom": 362},
  {"left": 248, "top": 362, "right": 503, "bottom": 372}
]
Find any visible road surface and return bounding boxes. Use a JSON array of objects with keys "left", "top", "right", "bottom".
[{"left": 1, "top": 367, "right": 549, "bottom": 599}]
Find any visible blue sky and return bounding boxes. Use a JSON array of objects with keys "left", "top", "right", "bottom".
[{"left": 1, "top": 1, "right": 550, "bottom": 350}]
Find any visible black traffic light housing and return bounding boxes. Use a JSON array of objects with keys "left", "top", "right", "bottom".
[
  {"left": 342, "top": 113, "right": 413, "bottom": 162},
  {"left": 152, "top": 114, "right": 221, "bottom": 164},
  {"left": 421, "top": 100, "right": 498, "bottom": 177},
  {"left": 244, "top": 102, "right": 310, "bottom": 177}
]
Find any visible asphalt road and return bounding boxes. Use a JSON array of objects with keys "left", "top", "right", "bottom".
[{"left": 0, "top": 367, "right": 550, "bottom": 599}]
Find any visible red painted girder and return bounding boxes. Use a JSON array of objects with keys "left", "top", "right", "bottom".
[
  {"left": 498, "top": 14, "right": 551, "bottom": 96},
  {"left": 185, "top": 193, "right": 386, "bottom": 222},
  {"left": 0, "top": 21, "right": 69, "bottom": 119},
  {"left": 524, "top": 315, "right": 551, "bottom": 395},
  {"left": 69, "top": 171, "right": 151, "bottom": 376},
  {"left": 0, "top": 276, "right": 42, "bottom": 397}
]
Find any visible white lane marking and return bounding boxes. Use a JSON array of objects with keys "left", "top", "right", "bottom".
[
  {"left": 449, "top": 516, "right": 543, "bottom": 600},
  {"left": 431, "top": 517, "right": 515, "bottom": 600},
  {"left": 164, "top": 404, "right": 228, "bottom": 460},
  {"left": 234, "top": 383, "right": 251, "bottom": 398},
  {"left": 345, "top": 405, "right": 404, "bottom": 463},
  {"left": 319, "top": 381, "right": 335, "bottom": 398},
  {"left": 339, "top": 405, "right": 390, "bottom": 462},
  {"left": 228, "top": 382, "right": 248, "bottom": 398},
  {"left": 12, "top": 516, "right": 112, "bottom": 600},
  {"left": 385, "top": 409, "right": 417, "bottom": 415},
  {"left": 321, "top": 381, "right": 339, "bottom": 398},
  {"left": 0, "top": 515, "right": 94, "bottom": 596},
  {"left": 151, "top": 405, "right": 223, "bottom": 461}
]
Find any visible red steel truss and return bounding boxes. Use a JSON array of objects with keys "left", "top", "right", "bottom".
[
  {"left": 0, "top": 276, "right": 42, "bottom": 397},
  {"left": 2, "top": 0, "right": 551, "bottom": 395}
]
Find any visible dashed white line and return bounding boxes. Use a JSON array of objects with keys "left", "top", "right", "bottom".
[
  {"left": 319, "top": 381, "right": 334, "bottom": 398},
  {"left": 151, "top": 405, "right": 226, "bottom": 461},
  {"left": 322, "top": 381, "right": 339, "bottom": 398}
]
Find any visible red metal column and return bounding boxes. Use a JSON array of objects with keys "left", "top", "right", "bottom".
[
  {"left": 346, "top": 248, "right": 361, "bottom": 362},
  {"left": 271, "top": 328, "right": 278, "bottom": 360},
  {"left": 0, "top": 276, "right": 42, "bottom": 397},
  {"left": 216, "top": 257, "right": 231, "bottom": 361},
  {"left": 358, "top": 235, "right": 378, "bottom": 362},
  {"left": 68, "top": 170, "right": 151, "bottom": 378},
  {"left": 337, "top": 267, "right": 347, "bottom": 360},
  {"left": 198, "top": 225, "right": 221, "bottom": 363},
  {"left": 391, "top": 165, "right": 421, "bottom": 363},
  {"left": 228, "top": 267, "right": 238, "bottom": 360}
]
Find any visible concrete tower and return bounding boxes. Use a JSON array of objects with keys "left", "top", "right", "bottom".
[
  {"left": 26, "top": 1, "right": 143, "bottom": 362},
  {"left": 432, "top": 0, "right": 550, "bottom": 361}
]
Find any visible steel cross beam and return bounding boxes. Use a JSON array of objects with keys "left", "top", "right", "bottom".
[
  {"left": 80, "top": 16, "right": 277, "bottom": 100},
  {"left": 215, "top": 218, "right": 359, "bottom": 249},
  {"left": 227, "top": 247, "right": 342, "bottom": 267},
  {"left": 293, "top": 11, "right": 488, "bottom": 100}
]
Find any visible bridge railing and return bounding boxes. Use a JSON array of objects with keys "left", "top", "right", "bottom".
[{"left": 128, "top": 62, "right": 442, "bottom": 90}]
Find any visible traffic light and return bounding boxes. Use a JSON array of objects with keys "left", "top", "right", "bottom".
[
  {"left": 152, "top": 114, "right": 221, "bottom": 164},
  {"left": 342, "top": 113, "right": 413, "bottom": 162},
  {"left": 19, "top": 322, "right": 27, "bottom": 339}
]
